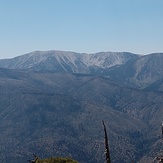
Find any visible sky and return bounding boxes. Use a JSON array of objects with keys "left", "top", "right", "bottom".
[{"left": 0, "top": 0, "right": 163, "bottom": 59}]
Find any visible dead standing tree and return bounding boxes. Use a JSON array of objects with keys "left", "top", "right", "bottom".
[
  {"left": 102, "top": 121, "right": 111, "bottom": 163},
  {"left": 158, "top": 123, "right": 163, "bottom": 163},
  {"left": 161, "top": 123, "right": 163, "bottom": 161},
  {"left": 155, "top": 123, "right": 163, "bottom": 163}
]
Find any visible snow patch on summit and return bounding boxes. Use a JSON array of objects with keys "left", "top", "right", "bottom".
[
  {"left": 0, "top": 50, "right": 138, "bottom": 72},
  {"left": 81, "top": 52, "right": 132, "bottom": 68}
]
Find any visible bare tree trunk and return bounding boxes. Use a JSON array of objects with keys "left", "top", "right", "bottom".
[
  {"left": 161, "top": 123, "right": 163, "bottom": 141},
  {"left": 102, "top": 121, "right": 111, "bottom": 163}
]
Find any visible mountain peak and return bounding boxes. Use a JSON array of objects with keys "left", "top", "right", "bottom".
[{"left": 0, "top": 50, "right": 139, "bottom": 73}]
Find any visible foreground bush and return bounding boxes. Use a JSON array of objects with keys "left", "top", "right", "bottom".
[{"left": 35, "top": 157, "right": 78, "bottom": 163}]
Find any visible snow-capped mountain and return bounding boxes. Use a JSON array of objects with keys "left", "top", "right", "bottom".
[{"left": 0, "top": 50, "right": 139, "bottom": 73}]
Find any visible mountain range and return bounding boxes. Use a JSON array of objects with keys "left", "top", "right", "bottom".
[
  {"left": 0, "top": 50, "right": 163, "bottom": 163},
  {"left": 0, "top": 50, "right": 163, "bottom": 90},
  {"left": 0, "top": 51, "right": 137, "bottom": 71}
]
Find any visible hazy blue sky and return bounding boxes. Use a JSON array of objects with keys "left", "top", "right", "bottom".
[{"left": 0, "top": 0, "right": 163, "bottom": 59}]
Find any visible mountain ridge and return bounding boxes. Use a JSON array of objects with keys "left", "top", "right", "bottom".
[
  {"left": 0, "top": 50, "right": 139, "bottom": 72},
  {"left": 0, "top": 50, "right": 162, "bottom": 90}
]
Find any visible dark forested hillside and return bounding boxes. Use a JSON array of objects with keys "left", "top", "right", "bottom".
[{"left": 0, "top": 67, "right": 163, "bottom": 162}]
